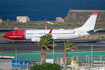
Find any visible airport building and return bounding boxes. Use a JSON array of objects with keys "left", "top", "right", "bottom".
[
  {"left": 17, "top": 16, "right": 30, "bottom": 23},
  {"left": 0, "top": 56, "right": 14, "bottom": 70},
  {"left": 64, "top": 10, "right": 105, "bottom": 24},
  {"left": 0, "top": 52, "right": 105, "bottom": 70},
  {"left": 0, "top": 17, "right": 2, "bottom": 23},
  {"left": 56, "top": 17, "right": 64, "bottom": 22}
]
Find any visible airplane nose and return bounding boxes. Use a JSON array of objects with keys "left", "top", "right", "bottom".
[{"left": 3, "top": 34, "right": 7, "bottom": 38}]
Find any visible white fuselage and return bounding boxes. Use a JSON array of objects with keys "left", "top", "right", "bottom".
[{"left": 25, "top": 29, "right": 90, "bottom": 40}]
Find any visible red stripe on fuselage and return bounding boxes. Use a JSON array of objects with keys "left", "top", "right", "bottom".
[{"left": 8, "top": 30, "right": 25, "bottom": 40}]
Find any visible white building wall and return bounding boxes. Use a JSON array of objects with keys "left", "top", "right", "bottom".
[
  {"left": 56, "top": 17, "right": 64, "bottom": 22},
  {"left": 17, "top": 16, "right": 29, "bottom": 23},
  {"left": 0, "top": 19, "right": 2, "bottom": 23},
  {"left": 0, "top": 58, "right": 12, "bottom": 70}
]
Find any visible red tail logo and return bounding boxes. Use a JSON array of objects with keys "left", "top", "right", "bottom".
[{"left": 49, "top": 28, "right": 53, "bottom": 34}]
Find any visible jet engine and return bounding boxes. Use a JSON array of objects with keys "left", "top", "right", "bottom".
[{"left": 31, "top": 37, "right": 40, "bottom": 42}]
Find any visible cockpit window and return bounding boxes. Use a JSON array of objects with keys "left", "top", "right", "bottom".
[{"left": 7, "top": 33, "right": 10, "bottom": 34}]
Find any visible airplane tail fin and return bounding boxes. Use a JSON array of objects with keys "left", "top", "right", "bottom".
[{"left": 77, "top": 11, "right": 98, "bottom": 31}]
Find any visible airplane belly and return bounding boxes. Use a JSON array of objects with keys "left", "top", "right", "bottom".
[
  {"left": 25, "top": 34, "right": 35, "bottom": 39},
  {"left": 81, "top": 33, "right": 90, "bottom": 37},
  {"left": 53, "top": 34, "right": 76, "bottom": 39}
]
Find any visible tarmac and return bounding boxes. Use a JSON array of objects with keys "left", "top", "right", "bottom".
[{"left": 0, "top": 39, "right": 105, "bottom": 53}]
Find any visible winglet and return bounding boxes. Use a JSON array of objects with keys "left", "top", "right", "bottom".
[
  {"left": 49, "top": 28, "right": 53, "bottom": 34},
  {"left": 93, "top": 11, "right": 98, "bottom": 14}
]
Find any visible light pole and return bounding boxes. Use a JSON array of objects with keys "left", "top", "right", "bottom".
[
  {"left": 14, "top": 48, "right": 17, "bottom": 70},
  {"left": 45, "top": 19, "right": 47, "bottom": 30},
  {"left": 91, "top": 45, "right": 93, "bottom": 68},
  {"left": 53, "top": 39, "right": 54, "bottom": 63},
  {"left": 2, "top": 47, "right": 4, "bottom": 58}
]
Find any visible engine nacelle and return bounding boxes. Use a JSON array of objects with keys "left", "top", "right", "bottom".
[{"left": 31, "top": 37, "right": 40, "bottom": 42}]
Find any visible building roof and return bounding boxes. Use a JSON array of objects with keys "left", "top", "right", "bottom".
[{"left": 0, "top": 56, "right": 14, "bottom": 58}]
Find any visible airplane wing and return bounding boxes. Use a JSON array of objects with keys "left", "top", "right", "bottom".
[
  {"left": 87, "top": 29, "right": 104, "bottom": 34},
  {"left": 31, "top": 28, "right": 53, "bottom": 42},
  {"left": 94, "top": 29, "right": 105, "bottom": 33}
]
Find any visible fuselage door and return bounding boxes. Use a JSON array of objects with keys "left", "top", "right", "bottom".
[
  {"left": 78, "top": 31, "right": 81, "bottom": 37},
  {"left": 75, "top": 31, "right": 81, "bottom": 37}
]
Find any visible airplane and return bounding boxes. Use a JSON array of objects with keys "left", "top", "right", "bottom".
[{"left": 3, "top": 11, "right": 98, "bottom": 42}]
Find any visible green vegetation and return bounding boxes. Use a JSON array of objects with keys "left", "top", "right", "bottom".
[
  {"left": 78, "top": 33, "right": 105, "bottom": 40},
  {"left": 89, "top": 33, "right": 105, "bottom": 38},
  {"left": 36, "top": 34, "right": 56, "bottom": 63},
  {"left": 63, "top": 41, "right": 76, "bottom": 64},
  {"left": 0, "top": 27, "right": 105, "bottom": 30},
  {"left": 29, "top": 63, "right": 61, "bottom": 70},
  {"left": 0, "top": 34, "right": 7, "bottom": 40},
  {"left": 1, "top": 21, "right": 105, "bottom": 26}
]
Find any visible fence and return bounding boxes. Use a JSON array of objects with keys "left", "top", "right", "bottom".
[
  {"left": 1, "top": 52, "right": 105, "bottom": 70},
  {"left": 57, "top": 55, "right": 105, "bottom": 70}
]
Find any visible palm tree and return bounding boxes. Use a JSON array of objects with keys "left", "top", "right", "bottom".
[
  {"left": 63, "top": 40, "right": 77, "bottom": 64},
  {"left": 36, "top": 34, "right": 56, "bottom": 63}
]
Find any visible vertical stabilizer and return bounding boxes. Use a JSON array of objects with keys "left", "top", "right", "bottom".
[{"left": 78, "top": 11, "right": 98, "bottom": 31}]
